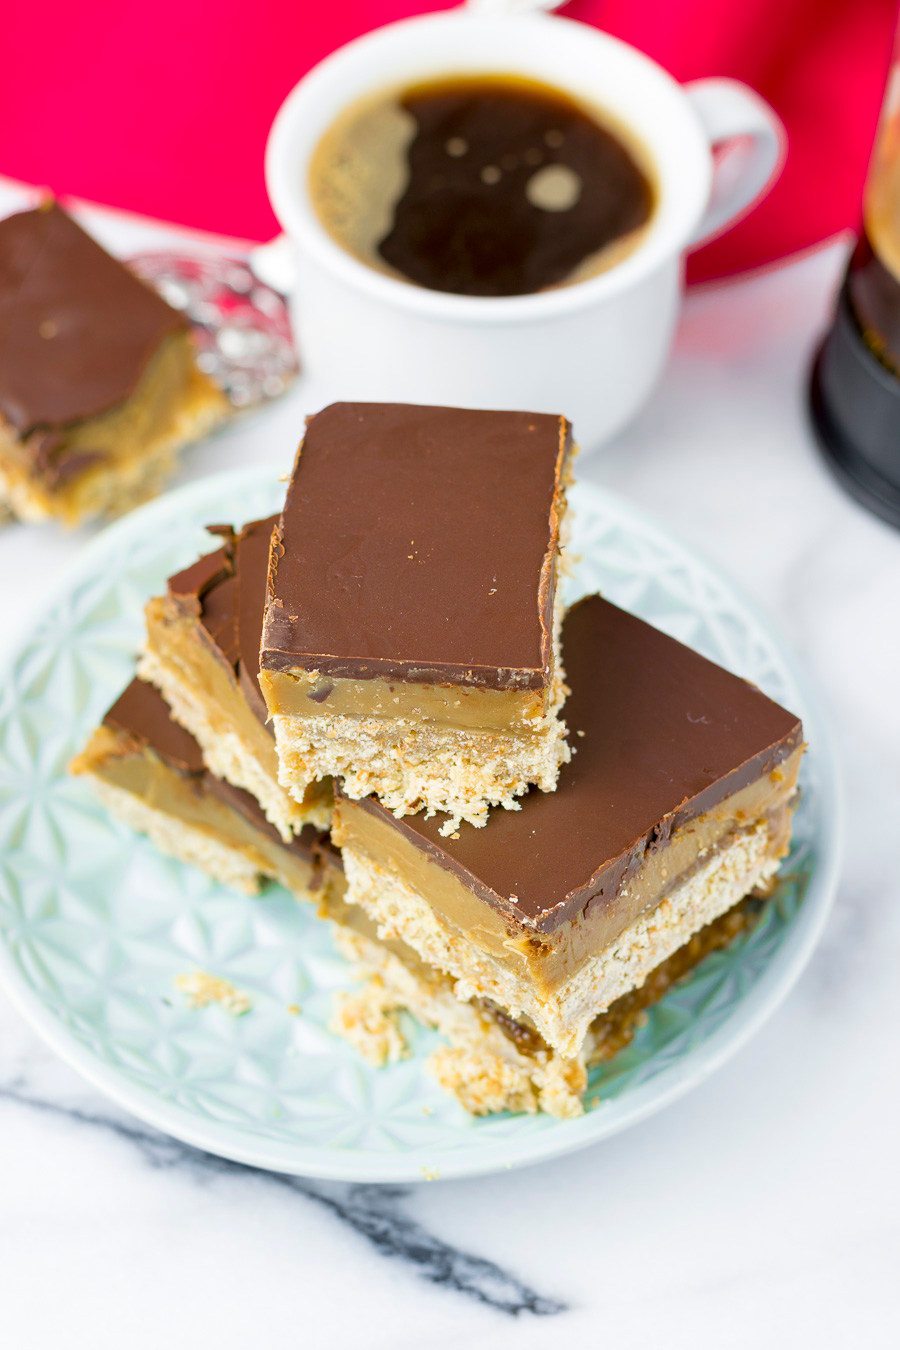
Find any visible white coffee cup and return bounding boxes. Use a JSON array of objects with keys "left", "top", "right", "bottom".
[{"left": 259, "top": 7, "right": 784, "bottom": 450}]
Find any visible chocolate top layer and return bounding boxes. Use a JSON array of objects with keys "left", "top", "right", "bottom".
[
  {"left": 167, "top": 519, "right": 278, "bottom": 725},
  {"left": 0, "top": 203, "right": 186, "bottom": 435},
  {"left": 169, "top": 544, "right": 232, "bottom": 606},
  {"left": 235, "top": 516, "right": 278, "bottom": 722},
  {"left": 103, "top": 677, "right": 314, "bottom": 859},
  {"left": 348, "top": 596, "right": 803, "bottom": 932},
  {"left": 106, "top": 678, "right": 205, "bottom": 775},
  {"left": 261, "top": 403, "right": 570, "bottom": 690},
  {"left": 200, "top": 573, "right": 240, "bottom": 666}
]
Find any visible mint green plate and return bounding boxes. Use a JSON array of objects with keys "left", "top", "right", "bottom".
[{"left": 0, "top": 471, "right": 841, "bottom": 1181}]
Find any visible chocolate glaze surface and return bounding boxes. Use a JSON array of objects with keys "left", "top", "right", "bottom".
[
  {"left": 348, "top": 596, "right": 803, "bottom": 931},
  {"left": 168, "top": 545, "right": 231, "bottom": 605},
  {"left": 167, "top": 519, "right": 278, "bottom": 726},
  {"left": 200, "top": 574, "right": 240, "bottom": 666},
  {"left": 106, "top": 678, "right": 204, "bottom": 775},
  {"left": 103, "top": 677, "right": 314, "bottom": 858},
  {"left": 261, "top": 403, "right": 570, "bottom": 690},
  {"left": 0, "top": 203, "right": 186, "bottom": 435},
  {"left": 27, "top": 433, "right": 106, "bottom": 490},
  {"left": 235, "top": 516, "right": 279, "bottom": 723}
]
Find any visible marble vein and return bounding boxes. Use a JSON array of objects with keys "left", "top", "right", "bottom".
[{"left": 0, "top": 1077, "right": 566, "bottom": 1318}]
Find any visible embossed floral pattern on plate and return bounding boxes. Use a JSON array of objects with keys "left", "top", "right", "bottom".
[{"left": 0, "top": 470, "right": 841, "bottom": 1181}]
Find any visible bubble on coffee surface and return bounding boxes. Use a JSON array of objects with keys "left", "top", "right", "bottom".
[
  {"left": 309, "top": 73, "right": 655, "bottom": 297},
  {"left": 526, "top": 163, "right": 582, "bottom": 212}
]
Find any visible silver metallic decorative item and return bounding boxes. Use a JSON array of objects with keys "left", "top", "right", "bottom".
[{"left": 129, "top": 252, "right": 299, "bottom": 410}]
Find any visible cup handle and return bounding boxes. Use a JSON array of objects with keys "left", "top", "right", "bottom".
[
  {"left": 684, "top": 78, "right": 786, "bottom": 249},
  {"left": 249, "top": 233, "right": 297, "bottom": 293}
]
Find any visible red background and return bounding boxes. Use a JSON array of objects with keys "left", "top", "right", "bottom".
[{"left": 2, "top": 0, "right": 896, "bottom": 279}]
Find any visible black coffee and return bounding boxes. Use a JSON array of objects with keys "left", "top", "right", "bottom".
[{"left": 310, "top": 74, "right": 655, "bottom": 297}]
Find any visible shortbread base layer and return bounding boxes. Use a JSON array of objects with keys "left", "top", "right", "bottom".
[
  {"left": 327, "top": 894, "right": 762, "bottom": 1117},
  {"left": 139, "top": 625, "right": 331, "bottom": 842},
  {"left": 330, "top": 920, "right": 586, "bottom": 1117},
  {"left": 338, "top": 815, "right": 787, "bottom": 1059},
  {"left": 274, "top": 700, "right": 569, "bottom": 834},
  {"left": 0, "top": 336, "right": 226, "bottom": 526},
  {"left": 268, "top": 585, "right": 569, "bottom": 833},
  {"left": 84, "top": 777, "right": 291, "bottom": 896}
]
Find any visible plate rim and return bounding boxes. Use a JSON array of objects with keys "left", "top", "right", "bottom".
[{"left": 0, "top": 468, "right": 843, "bottom": 1183}]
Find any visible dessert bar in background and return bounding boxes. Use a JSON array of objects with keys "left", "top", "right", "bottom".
[
  {"left": 71, "top": 678, "right": 323, "bottom": 900},
  {"left": 0, "top": 202, "right": 226, "bottom": 525},
  {"left": 140, "top": 518, "right": 332, "bottom": 838},
  {"left": 259, "top": 402, "right": 572, "bottom": 830},
  {"left": 334, "top": 595, "right": 804, "bottom": 1060}
]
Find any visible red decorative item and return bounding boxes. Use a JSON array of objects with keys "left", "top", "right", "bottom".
[{"left": 2, "top": 0, "right": 895, "bottom": 280}]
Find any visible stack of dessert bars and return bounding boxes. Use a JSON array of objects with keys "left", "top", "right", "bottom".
[{"left": 73, "top": 402, "right": 805, "bottom": 1118}]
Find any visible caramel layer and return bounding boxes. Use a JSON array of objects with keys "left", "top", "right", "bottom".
[
  {"left": 259, "top": 666, "right": 549, "bottom": 732},
  {"left": 145, "top": 590, "right": 282, "bottom": 790},
  {"left": 143, "top": 587, "right": 330, "bottom": 831},
  {"left": 73, "top": 724, "right": 317, "bottom": 897},
  {"left": 333, "top": 746, "right": 802, "bottom": 999}
]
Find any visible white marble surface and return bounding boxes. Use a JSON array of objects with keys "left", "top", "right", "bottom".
[{"left": 1, "top": 178, "right": 898, "bottom": 1348}]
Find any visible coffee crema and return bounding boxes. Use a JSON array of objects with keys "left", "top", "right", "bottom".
[{"left": 309, "top": 73, "right": 656, "bottom": 297}]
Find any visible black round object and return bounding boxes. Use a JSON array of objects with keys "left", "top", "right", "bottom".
[{"left": 809, "top": 280, "right": 900, "bottom": 529}]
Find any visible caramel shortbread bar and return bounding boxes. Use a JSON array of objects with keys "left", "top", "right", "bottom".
[
  {"left": 140, "top": 518, "right": 331, "bottom": 841},
  {"left": 0, "top": 202, "right": 226, "bottom": 525},
  {"left": 71, "top": 678, "right": 322, "bottom": 898},
  {"left": 333, "top": 595, "right": 805, "bottom": 1059},
  {"left": 260, "top": 402, "right": 572, "bottom": 830}
]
